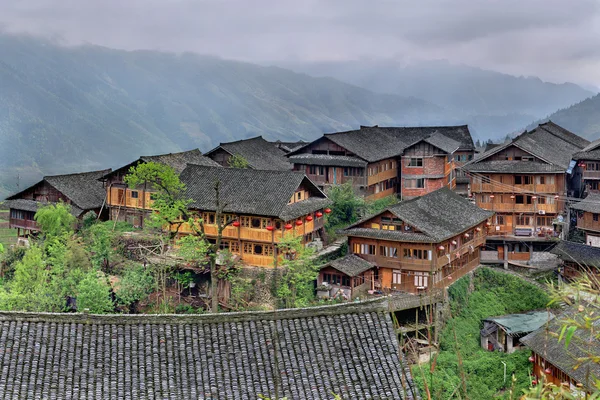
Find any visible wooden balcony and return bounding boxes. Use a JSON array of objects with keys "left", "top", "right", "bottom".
[
  {"left": 9, "top": 218, "right": 39, "bottom": 231},
  {"left": 583, "top": 170, "right": 600, "bottom": 179},
  {"left": 357, "top": 254, "right": 431, "bottom": 271},
  {"left": 477, "top": 202, "right": 558, "bottom": 213},
  {"left": 366, "top": 187, "right": 396, "bottom": 201},
  {"left": 435, "top": 235, "right": 486, "bottom": 268},
  {"left": 241, "top": 253, "right": 276, "bottom": 267},
  {"left": 367, "top": 168, "right": 397, "bottom": 186}
]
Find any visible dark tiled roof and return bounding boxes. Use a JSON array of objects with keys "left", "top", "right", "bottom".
[
  {"left": 0, "top": 303, "right": 416, "bottom": 399},
  {"left": 102, "top": 149, "right": 219, "bottom": 180},
  {"left": 4, "top": 199, "right": 85, "bottom": 217},
  {"left": 7, "top": 169, "right": 110, "bottom": 212},
  {"left": 465, "top": 122, "right": 588, "bottom": 171},
  {"left": 341, "top": 227, "right": 435, "bottom": 243},
  {"left": 462, "top": 160, "right": 565, "bottom": 174},
  {"left": 550, "top": 240, "right": 600, "bottom": 266},
  {"left": 207, "top": 136, "right": 292, "bottom": 170},
  {"left": 288, "top": 154, "right": 368, "bottom": 167},
  {"left": 271, "top": 140, "right": 308, "bottom": 153},
  {"left": 322, "top": 254, "right": 376, "bottom": 277},
  {"left": 345, "top": 187, "right": 492, "bottom": 242},
  {"left": 573, "top": 148, "right": 600, "bottom": 161},
  {"left": 180, "top": 165, "right": 327, "bottom": 220},
  {"left": 483, "top": 311, "right": 554, "bottom": 336},
  {"left": 420, "top": 131, "right": 461, "bottom": 154},
  {"left": 300, "top": 125, "right": 474, "bottom": 163},
  {"left": 579, "top": 137, "right": 600, "bottom": 152},
  {"left": 521, "top": 305, "right": 600, "bottom": 391},
  {"left": 279, "top": 197, "right": 332, "bottom": 221},
  {"left": 570, "top": 192, "right": 600, "bottom": 213}
]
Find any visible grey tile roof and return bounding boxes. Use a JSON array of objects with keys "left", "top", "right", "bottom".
[
  {"left": 7, "top": 169, "right": 110, "bottom": 212},
  {"left": 420, "top": 131, "right": 461, "bottom": 154},
  {"left": 271, "top": 140, "right": 308, "bottom": 153},
  {"left": 288, "top": 154, "right": 368, "bottom": 167},
  {"left": 483, "top": 311, "right": 554, "bottom": 336},
  {"left": 462, "top": 160, "right": 566, "bottom": 173},
  {"left": 4, "top": 199, "right": 85, "bottom": 217},
  {"left": 279, "top": 197, "right": 332, "bottom": 221},
  {"left": 344, "top": 187, "right": 493, "bottom": 242},
  {"left": 207, "top": 136, "right": 292, "bottom": 171},
  {"left": 550, "top": 240, "right": 600, "bottom": 266},
  {"left": 102, "top": 149, "right": 220, "bottom": 180},
  {"left": 570, "top": 192, "right": 600, "bottom": 213},
  {"left": 341, "top": 227, "right": 436, "bottom": 243},
  {"left": 465, "top": 122, "right": 588, "bottom": 172},
  {"left": 322, "top": 254, "right": 376, "bottom": 277},
  {"left": 0, "top": 303, "right": 416, "bottom": 399},
  {"left": 521, "top": 305, "right": 600, "bottom": 391},
  {"left": 579, "top": 137, "right": 600, "bottom": 153},
  {"left": 180, "top": 165, "right": 328, "bottom": 220},
  {"left": 573, "top": 148, "right": 600, "bottom": 161},
  {"left": 297, "top": 125, "right": 474, "bottom": 163}
]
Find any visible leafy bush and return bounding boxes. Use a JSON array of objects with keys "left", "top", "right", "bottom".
[
  {"left": 76, "top": 271, "right": 114, "bottom": 314},
  {"left": 114, "top": 264, "right": 154, "bottom": 309}
]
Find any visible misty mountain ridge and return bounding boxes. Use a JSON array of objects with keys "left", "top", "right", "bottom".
[
  {"left": 280, "top": 58, "right": 595, "bottom": 139},
  {"left": 528, "top": 93, "right": 600, "bottom": 138}
]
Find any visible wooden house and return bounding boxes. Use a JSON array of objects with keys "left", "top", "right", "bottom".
[
  {"left": 339, "top": 187, "right": 493, "bottom": 294},
  {"left": 521, "top": 306, "right": 600, "bottom": 393},
  {"left": 204, "top": 136, "right": 292, "bottom": 170},
  {"left": 480, "top": 311, "right": 553, "bottom": 354},
  {"left": 317, "top": 254, "right": 376, "bottom": 299},
  {"left": 572, "top": 138, "right": 600, "bottom": 196},
  {"left": 571, "top": 192, "right": 600, "bottom": 247},
  {"left": 5, "top": 169, "right": 111, "bottom": 238},
  {"left": 463, "top": 121, "right": 589, "bottom": 264},
  {"left": 286, "top": 125, "right": 475, "bottom": 200},
  {"left": 101, "top": 149, "right": 220, "bottom": 228},
  {"left": 550, "top": 240, "right": 600, "bottom": 285},
  {"left": 178, "top": 165, "right": 331, "bottom": 267}
]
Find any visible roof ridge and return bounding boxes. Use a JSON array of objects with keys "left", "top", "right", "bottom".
[
  {"left": 184, "top": 163, "right": 303, "bottom": 175},
  {"left": 0, "top": 298, "right": 388, "bottom": 324},
  {"left": 140, "top": 148, "right": 201, "bottom": 158},
  {"left": 219, "top": 135, "right": 264, "bottom": 146},
  {"left": 44, "top": 168, "right": 112, "bottom": 179}
]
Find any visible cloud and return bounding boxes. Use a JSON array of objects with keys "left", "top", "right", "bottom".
[{"left": 1, "top": 0, "right": 600, "bottom": 84}]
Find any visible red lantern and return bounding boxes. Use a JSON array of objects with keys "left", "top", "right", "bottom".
[
  {"left": 485, "top": 222, "right": 491, "bottom": 226},
  {"left": 447, "top": 276, "right": 453, "bottom": 280},
  {"left": 464, "top": 233, "right": 470, "bottom": 238},
  {"left": 554, "top": 195, "right": 559, "bottom": 199},
  {"left": 489, "top": 195, "right": 495, "bottom": 198},
  {"left": 528, "top": 356, "right": 535, "bottom": 362},
  {"left": 232, "top": 221, "right": 240, "bottom": 227},
  {"left": 295, "top": 220, "right": 303, "bottom": 226},
  {"left": 532, "top": 380, "right": 538, "bottom": 386},
  {"left": 324, "top": 208, "right": 332, "bottom": 214},
  {"left": 266, "top": 225, "right": 274, "bottom": 231},
  {"left": 476, "top": 227, "right": 482, "bottom": 232},
  {"left": 438, "top": 245, "right": 445, "bottom": 250},
  {"left": 532, "top": 196, "right": 537, "bottom": 200},
  {"left": 306, "top": 215, "right": 313, "bottom": 221},
  {"left": 452, "top": 240, "right": 458, "bottom": 245},
  {"left": 285, "top": 223, "right": 293, "bottom": 230},
  {"left": 544, "top": 368, "right": 552, "bottom": 375},
  {"left": 455, "top": 252, "right": 460, "bottom": 258},
  {"left": 316, "top": 211, "right": 323, "bottom": 218},
  {"left": 510, "top": 195, "right": 515, "bottom": 199}
]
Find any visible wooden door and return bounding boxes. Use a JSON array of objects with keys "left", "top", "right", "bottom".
[
  {"left": 117, "top": 189, "right": 125, "bottom": 205},
  {"left": 498, "top": 245, "right": 504, "bottom": 260},
  {"left": 505, "top": 215, "right": 513, "bottom": 233}
]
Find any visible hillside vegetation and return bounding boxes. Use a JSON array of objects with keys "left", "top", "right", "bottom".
[
  {"left": 413, "top": 268, "right": 551, "bottom": 399},
  {"left": 531, "top": 93, "right": 600, "bottom": 140}
]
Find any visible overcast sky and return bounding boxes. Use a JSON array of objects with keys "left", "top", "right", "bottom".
[{"left": 2, "top": 0, "right": 600, "bottom": 86}]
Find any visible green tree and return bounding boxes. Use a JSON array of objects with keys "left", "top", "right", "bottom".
[
  {"left": 275, "top": 233, "right": 317, "bottom": 308},
  {"left": 76, "top": 271, "right": 114, "bottom": 313},
  {"left": 228, "top": 154, "right": 250, "bottom": 168},
  {"left": 326, "top": 183, "right": 364, "bottom": 228},
  {"left": 34, "top": 202, "right": 76, "bottom": 238},
  {"left": 87, "top": 222, "right": 114, "bottom": 269},
  {"left": 124, "top": 162, "right": 191, "bottom": 235},
  {"left": 177, "top": 234, "right": 210, "bottom": 264},
  {"left": 114, "top": 264, "right": 154, "bottom": 311}
]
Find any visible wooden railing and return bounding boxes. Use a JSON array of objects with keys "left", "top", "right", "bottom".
[
  {"left": 9, "top": 218, "right": 39, "bottom": 230},
  {"left": 583, "top": 171, "right": 600, "bottom": 179},
  {"left": 240, "top": 253, "right": 276, "bottom": 267},
  {"left": 366, "top": 187, "right": 396, "bottom": 201},
  {"left": 367, "top": 168, "right": 397, "bottom": 186},
  {"left": 477, "top": 202, "right": 558, "bottom": 213},
  {"left": 435, "top": 235, "right": 486, "bottom": 268}
]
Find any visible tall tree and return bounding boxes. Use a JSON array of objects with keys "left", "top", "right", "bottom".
[
  {"left": 275, "top": 233, "right": 317, "bottom": 308},
  {"left": 228, "top": 154, "right": 250, "bottom": 169},
  {"left": 34, "top": 202, "right": 76, "bottom": 238}
]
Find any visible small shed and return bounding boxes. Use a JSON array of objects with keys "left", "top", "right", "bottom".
[
  {"left": 318, "top": 254, "right": 375, "bottom": 299},
  {"left": 481, "top": 311, "right": 553, "bottom": 354}
]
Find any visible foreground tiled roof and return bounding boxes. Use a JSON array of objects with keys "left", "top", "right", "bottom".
[
  {"left": 292, "top": 125, "right": 474, "bottom": 163},
  {"left": 573, "top": 149, "right": 600, "bottom": 161},
  {"left": 207, "top": 136, "right": 292, "bottom": 170},
  {"left": 7, "top": 169, "right": 110, "bottom": 213},
  {"left": 550, "top": 240, "right": 600, "bottom": 267},
  {"left": 341, "top": 227, "right": 436, "bottom": 243},
  {"left": 180, "top": 165, "right": 328, "bottom": 220},
  {"left": 462, "top": 160, "right": 566, "bottom": 174},
  {"left": 0, "top": 302, "right": 418, "bottom": 399},
  {"left": 483, "top": 311, "right": 554, "bottom": 336},
  {"left": 521, "top": 305, "right": 600, "bottom": 392},
  {"left": 570, "top": 192, "right": 600, "bottom": 214},
  {"left": 322, "top": 254, "right": 376, "bottom": 277}
]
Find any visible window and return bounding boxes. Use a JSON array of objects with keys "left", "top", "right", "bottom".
[
  {"left": 251, "top": 218, "right": 261, "bottom": 228},
  {"left": 254, "top": 244, "right": 263, "bottom": 254},
  {"left": 594, "top": 214, "right": 599, "bottom": 222},
  {"left": 414, "top": 272, "right": 428, "bottom": 288},
  {"left": 405, "top": 178, "right": 425, "bottom": 189},
  {"left": 379, "top": 246, "right": 398, "bottom": 258},
  {"left": 516, "top": 215, "right": 533, "bottom": 225},
  {"left": 537, "top": 197, "right": 546, "bottom": 204},
  {"left": 496, "top": 215, "right": 505, "bottom": 225},
  {"left": 515, "top": 195, "right": 524, "bottom": 204},
  {"left": 514, "top": 175, "right": 532, "bottom": 185},
  {"left": 522, "top": 156, "right": 534, "bottom": 161},
  {"left": 131, "top": 191, "right": 139, "bottom": 199},
  {"left": 408, "top": 158, "right": 423, "bottom": 167},
  {"left": 537, "top": 216, "right": 552, "bottom": 226},
  {"left": 403, "top": 248, "right": 431, "bottom": 260},
  {"left": 468, "top": 154, "right": 473, "bottom": 161},
  {"left": 392, "top": 270, "right": 402, "bottom": 285},
  {"left": 149, "top": 193, "right": 157, "bottom": 201},
  {"left": 297, "top": 192, "right": 302, "bottom": 201},
  {"left": 353, "top": 243, "right": 375, "bottom": 255},
  {"left": 536, "top": 176, "right": 545, "bottom": 184}
]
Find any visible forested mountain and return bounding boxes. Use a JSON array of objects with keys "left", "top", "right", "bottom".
[
  {"left": 282, "top": 59, "right": 595, "bottom": 140},
  {"left": 0, "top": 34, "right": 452, "bottom": 197},
  {"left": 529, "top": 94, "right": 600, "bottom": 140}
]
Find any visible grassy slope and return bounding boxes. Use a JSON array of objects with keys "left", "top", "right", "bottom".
[
  {"left": 0, "top": 210, "right": 16, "bottom": 247},
  {"left": 413, "top": 267, "right": 551, "bottom": 399}
]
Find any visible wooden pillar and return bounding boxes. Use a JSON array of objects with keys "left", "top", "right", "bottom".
[{"left": 503, "top": 242, "right": 508, "bottom": 269}]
